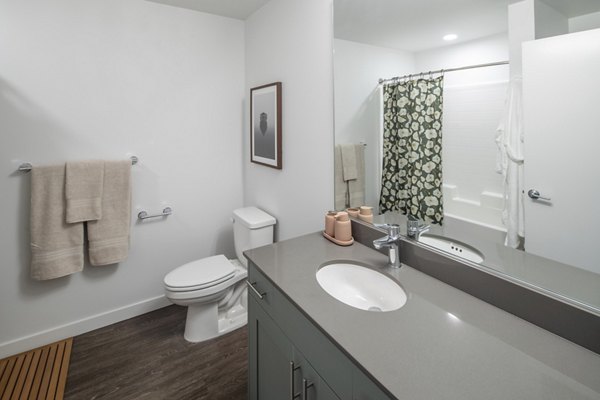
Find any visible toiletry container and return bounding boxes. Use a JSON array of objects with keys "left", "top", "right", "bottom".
[{"left": 334, "top": 211, "right": 352, "bottom": 241}]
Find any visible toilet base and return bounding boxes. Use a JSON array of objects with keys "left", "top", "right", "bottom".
[{"left": 183, "top": 293, "right": 248, "bottom": 343}]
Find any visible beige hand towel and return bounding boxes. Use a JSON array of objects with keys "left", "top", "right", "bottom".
[
  {"left": 334, "top": 145, "right": 348, "bottom": 210},
  {"left": 30, "top": 165, "right": 84, "bottom": 280},
  {"left": 87, "top": 160, "right": 131, "bottom": 266},
  {"left": 348, "top": 144, "right": 365, "bottom": 207},
  {"left": 340, "top": 143, "right": 358, "bottom": 181},
  {"left": 65, "top": 160, "right": 104, "bottom": 223}
]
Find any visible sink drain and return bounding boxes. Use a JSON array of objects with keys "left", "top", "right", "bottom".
[{"left": 368, "top": 306, "right": 382, "bottom": 312}]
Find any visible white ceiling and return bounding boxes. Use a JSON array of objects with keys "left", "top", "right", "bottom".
[
  {"left": 334, "top": 0, "right": 509, "bottom": 52},
  {"left": 335, "top": 0, "right": 600, "bottom": 53},
  {"left": 146, "top": 0, "right": 269, "bottom": 20},
  {"left": 521, "top": 0, "right": 600, "bottom": 18}
]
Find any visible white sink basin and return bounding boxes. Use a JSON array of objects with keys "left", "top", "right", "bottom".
[
  {"left": 418, "top": 234, "right": 484, "bottom": 264},
  {"left": 316, "top": 262, "right": 407, "bottom": 312}
]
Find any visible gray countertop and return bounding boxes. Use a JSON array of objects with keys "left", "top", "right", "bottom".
[{"left": 245, "top": 232, "right": 600, "bottom": 400}]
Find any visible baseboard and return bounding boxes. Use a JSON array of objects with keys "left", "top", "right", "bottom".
[{"left": 0, "top": 295, "right": 171, "bottom": 359}]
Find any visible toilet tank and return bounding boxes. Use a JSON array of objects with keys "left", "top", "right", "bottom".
[{"left": 233, "top": 207, "right": 276, "bottom": 267}]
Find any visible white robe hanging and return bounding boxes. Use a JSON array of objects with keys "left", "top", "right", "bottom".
[{"left": 496, "top": 77, "right": 525, "bottom": 248}]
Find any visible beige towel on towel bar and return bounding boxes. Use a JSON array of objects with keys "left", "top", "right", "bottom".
[
  {"left": 65, "top": 160, "right": 104, "bottom": 223},
  {"left": 334, "top": 145, "right": 347, "bottom": 210},
  {"left": 334, "top": 144, "right": 365, "bottom": 209},
  {"left": 87, "top": 160, "right": 131, "bottom": 266},
  {"left": 30, "top": 165, "right": 84, "bottom": 280},
  {"left": 347, "top": 144, "right": 365, "bottom": 208},
  {"left": 340, "top": 144, "right": 358, "bottom": 181}
]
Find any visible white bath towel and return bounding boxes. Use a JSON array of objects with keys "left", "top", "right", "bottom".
[
  {"left": 87, "top": 160, "right": 131, "bottom": 266},
  {"left": 340, "top": 144, "right": 358, "bottom": 181},
  {"left": 30, "top": 165, "right": 84, "bottom": 280},
  {"left": 65, "top": 160, "right": 104, "bottom": 223}
]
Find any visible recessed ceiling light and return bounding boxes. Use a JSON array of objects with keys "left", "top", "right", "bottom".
[{"left": 443, "top": 34, "right": 458, "bottom": 41}]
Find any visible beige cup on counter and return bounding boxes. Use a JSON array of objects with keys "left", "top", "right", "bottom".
[
  {"left": 325, "top": 211, "right": 337, "bottom": 237},
  {"left": 358, "top": 206, "right": 373, "bottom": 224},
  {"left": 346, "top": 207, "right": 360, "bottom": 218}
]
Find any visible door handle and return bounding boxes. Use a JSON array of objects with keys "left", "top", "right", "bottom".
[
  {"left": 302, "top": 378, "right": 314, "bottom": 400},
  {"left": 289, "top": 361, "right": 301, "bottom": 399},
  {"left": 527, "top": 189, "right": 551, "bottom": 201},
  {"left": 245, "top": 280, "right": 265, "bottom": 300}
]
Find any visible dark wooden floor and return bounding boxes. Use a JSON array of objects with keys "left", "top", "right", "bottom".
[{"left": 64, "top": 305, "right": 248, "bottom": 400}]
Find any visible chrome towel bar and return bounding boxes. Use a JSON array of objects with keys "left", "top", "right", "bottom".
[
  {"left": 17, "top": 156, "right": 139, "bottom": 173},
  {"left": 138, "top": 207, "right": 172, "bottom": 220}
]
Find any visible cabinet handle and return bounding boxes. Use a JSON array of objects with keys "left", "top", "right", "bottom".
[
  {"left": 302, "top": 378, "right": 314, "bottom": 400},
  {"left": 289, "top": 361, "right": 301, "bottom": 399},
  {"left": 246, "top": 280, "right": 266, "bottom": 300}
]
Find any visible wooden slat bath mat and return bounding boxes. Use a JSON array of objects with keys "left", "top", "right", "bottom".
[{"left": 0, "top": 338, "right": 72, "bottom": 400}]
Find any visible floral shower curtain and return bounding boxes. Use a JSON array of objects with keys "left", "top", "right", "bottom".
[{"left": 379, "top": 76, "right": 445, "bottom": 225}]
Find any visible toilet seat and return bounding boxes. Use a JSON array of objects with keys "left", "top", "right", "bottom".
[
  {"left": 164, "top": 268, "right": 247, "bottom": 302},
  {"left": 164, "top": 255, "right": 236, "bottom": 292}
]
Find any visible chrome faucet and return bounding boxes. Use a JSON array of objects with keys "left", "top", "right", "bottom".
[
  {"left": 406, "top": 215, "right": 430, "bottom": 239},
  {"left": 373, "top": 224, "right": 401, "bottom": 268}
]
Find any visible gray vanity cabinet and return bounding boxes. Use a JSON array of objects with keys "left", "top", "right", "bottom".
[
  {"left": 248, "top": 292, "right": 292, "bottom": 399},
  {"left": 248, "top": 293, "right": 340, "bottom": 400},
  {"left": 248, "top": 262, "right": 392, "bottom": 400}
]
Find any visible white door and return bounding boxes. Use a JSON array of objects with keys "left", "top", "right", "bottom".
[{"left": 522, "top": 29, "right": 600, "bottom": 274}]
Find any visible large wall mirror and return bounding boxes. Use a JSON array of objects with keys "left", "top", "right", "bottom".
[{"left": 333, "top": 0, "right": 600, "bottom": 312}]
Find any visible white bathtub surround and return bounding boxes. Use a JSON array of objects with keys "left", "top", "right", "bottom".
[
  {"left": 443, "top": 184, "right": 505, "bottom": 231},
  {"left": 495, "top": 78, "right": 525, "bottom": 248}
]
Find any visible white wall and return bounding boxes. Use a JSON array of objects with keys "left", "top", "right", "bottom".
[
  {"left": 534, "top": 0, "right": 568, "bottom": 39},
  {"left": 244, "top": 0, "right": 334, "bottom": 241},
  {"left": 334, "top": 39, "right": 415, "bottom": 212},
  {"left": 569, "top": 11, "right": 600, "bottom": 33},
  {"left": 0, "top": 0, "right": 245, "bottom": 357},
  {"left": 509, "top": 0, "right": 536, "bottom": 79},
  {"left": 415, "top": 33, "right": 509, "bottom": 86}
]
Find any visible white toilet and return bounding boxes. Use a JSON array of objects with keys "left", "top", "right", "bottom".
[{"left": 163, "top": 207, "right": 276, "bottom": 342}]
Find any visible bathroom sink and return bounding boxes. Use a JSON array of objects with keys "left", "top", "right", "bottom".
[
  {"left": 418, "top": 234, "right": 484, "bottom": 264},
  {"left": 316, "top": 262, "right": 407, "bottom": 312}
]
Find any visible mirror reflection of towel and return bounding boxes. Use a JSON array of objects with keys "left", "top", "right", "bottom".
[
  {"left": 340, "top": 144, "right": 357, "bottom": 181},
  {"left": 334, "top": 144, "right": 365, "bottom": 209}
]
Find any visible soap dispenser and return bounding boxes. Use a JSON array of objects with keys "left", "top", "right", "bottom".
[{"left": 334, "top": 211, "right": 352, "bottom": 241}]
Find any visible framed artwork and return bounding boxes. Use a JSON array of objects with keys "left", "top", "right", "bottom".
[{"left": 250, "top": 82, "right": 282, "bottom": 169}]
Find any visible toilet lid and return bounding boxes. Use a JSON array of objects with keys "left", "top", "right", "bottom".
[{"left": 164, "top": 255, "right": 236, "bottom": 291}]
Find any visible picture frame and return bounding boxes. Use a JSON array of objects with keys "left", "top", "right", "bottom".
[{"left": 250, "top": 82, "right": 282, "bottom": 169}]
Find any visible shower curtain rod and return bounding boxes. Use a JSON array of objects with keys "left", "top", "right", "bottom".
[{"left": 378, "top": 60, "right": 509, "bottom": 84}]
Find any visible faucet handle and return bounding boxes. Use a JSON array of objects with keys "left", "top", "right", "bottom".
[
  {"left": 406, "top": 215, "right": 430, "bottom": 238},
  {"left": 407, "top": 214, "right": 421, "bottom": 226},
  {"left": 374, "top": 223, "right": 400, "bottom": 238},
  {"left": 407, "top": 214, "right": 419, "bottom": 222}
]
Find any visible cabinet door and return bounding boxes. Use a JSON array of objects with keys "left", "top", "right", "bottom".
[
  {"left": 248, "top": 294, "right": 294, "bottom": 400},
  {"left": 353, "top": 369, "right": 392, "bottom": 400},
  {"left": 294, "top": 350, "right": 341, "bottom": 400}
]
